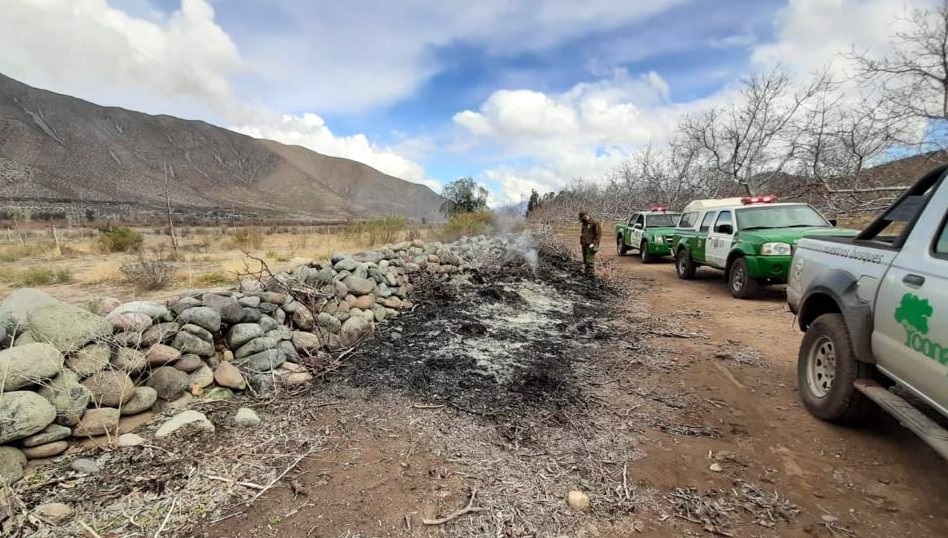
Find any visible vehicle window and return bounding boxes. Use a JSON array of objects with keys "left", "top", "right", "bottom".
[
  {"left": 627, "top": 213, "right": 638, "bottom": 226},
  {"left": 858, "top": 166, "right": 944, "bottom": 247},
  {"left": 736, "top": 205, "right": 828, "bottom": 230},
  {"left": 935, "top": 214, "right": 948, "bottom": 256},
  {"left": 634, "top": 214, "right": 645, "bottom": 227},
  {"left": 699, "top": 211, "right": 717, "bottom": 232},
  {"left": 646, "top": 213, "right": 681, "bottom": 227},
  {"left": 678, "top": 211, "right": 698, "bottom": 229},
  {"left": 714, "top": 211, "right": 733, "bottom": 234}
]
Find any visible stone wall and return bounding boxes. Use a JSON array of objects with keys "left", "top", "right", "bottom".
[{"left": 0, "top": 236, "right": 499, "bottom": 486}]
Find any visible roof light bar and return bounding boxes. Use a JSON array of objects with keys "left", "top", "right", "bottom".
[
  {"left": 650, "top": 205, "right": 668, "bottom": 212},
  {"left": 740, "top": 195, "right": 777, "bottom": 205}
]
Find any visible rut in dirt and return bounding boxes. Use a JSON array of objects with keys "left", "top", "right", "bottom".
[{"left": 343, "top": 244, "right": 615, "bottom": 438}]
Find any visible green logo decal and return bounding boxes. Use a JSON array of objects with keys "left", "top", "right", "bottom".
[{"left": 895, "top": 293, "right": 948, "bottom": 366}]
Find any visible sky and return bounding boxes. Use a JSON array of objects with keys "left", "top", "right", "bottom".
[{"left": 0, "top": 0, "right": 934, "bottom": 206}]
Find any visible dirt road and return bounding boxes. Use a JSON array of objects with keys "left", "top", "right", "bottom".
[
  {"left": 601, "top": 248, "right": 948, "bottom": 537},
  {"left": 202, "top": 241, "right": 947, "bottom": 538}
]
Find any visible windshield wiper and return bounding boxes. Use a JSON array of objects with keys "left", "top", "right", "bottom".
[
  {"left": 740, "top": 226, "right": 774, "bottom": 231},
  {"left": 782, "top": 224, "right": 821, "bottom": 228}
]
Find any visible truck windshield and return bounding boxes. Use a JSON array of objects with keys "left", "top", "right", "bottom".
[
  {"left": 646, "top": 214, "right": 681, "bottom": 227},
  {"left": 736, "top": 205, "right": 828, "bottom": 230}
]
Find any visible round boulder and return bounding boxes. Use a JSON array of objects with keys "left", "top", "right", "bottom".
[
  {"left": 110, "top": 312, "right": 153, "bottom": 333},
  {"left": 189, "top": 364, "right": 214, "bottom": 389},
  {"left": 202, "top": 294, "right": 244, "bottom": 325},
  {"left": 73, "top": 407, "right": 120, "bottom": 437},
  {"left": 22, "top": 423, "right": 72, "bottom": 447},
  {"left": 82, "top": 371, "right": 135, "bottom": 407},
  {"left": 171, "top": 331, "right": 214, "bottom": 357},
  {"left": 140, "top": 322, "right": 180, "bottom": 347},
  {"left": 340, "top": 316, "right": 373, "bottom": 348},
  {"left": 214, "top": 361, "right": 246, "bottom": 390},
  {"left": 37, "top": 369, "right": 90, "bottom": 426},
  {"left": 0, "top": 342, "right": 65, "bottom": 391},
  {"left": 342, "top": 275, "right": 375, "bottom": 296},
  {"left": 28, "top": 303, "right": 111, "bottom": 353},
  {"left": 228, "top": 323, "right": 264, "bottom": 349},
  {"left": 110, "top": 347, "right": 147, "bottom": 373},
  {"left": 0, "top": 446, "right": 27, "bottom": 485},
  {"left": 146, "top": 343, "right": 181, "bottom": 366},
  {"left": 177, "top": 306, "right": 221, "bottom": 333},
  {"left": 120, "top": 386, "right": 158, "bottom": 416},
  {"left": 147, "top": 366, "right": 191, "bottom": 401},
  {"left": 0, "top": 391, "right": 57, "bottom": 443},
  {"left": 173, "top": 354, "right": 204, "bottom": 372},
  {"left": 22, "top": 440, "right": 69, "bottom": 459}
]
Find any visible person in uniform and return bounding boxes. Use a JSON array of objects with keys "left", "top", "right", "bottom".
[{"left": 579, "top": 211, "right": 601, "bottom": 276}]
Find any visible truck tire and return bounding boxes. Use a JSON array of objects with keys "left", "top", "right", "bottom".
[
  {"left": 728, "top": 258, "right": 760, "bottom": 299},
  {"left": 640, "top": 240, "right": 656, "bottom": 263},
  {"left": 797, "top": 313, "right": 874, "bottom": 424},
  {"left": 616, "top": 236, "right": 629, "bottom": 256},
  {"left": 676, "top": 248, "right": 696, "bottom": 280}
]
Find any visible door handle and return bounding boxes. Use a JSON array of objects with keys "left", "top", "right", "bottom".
[{"left": 903, "top": 274, "right": 926, "bottom": 287}]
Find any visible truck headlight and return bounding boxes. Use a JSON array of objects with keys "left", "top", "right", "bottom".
[
  {"left": 761, "top": 242, "right": 792, "bottom": 256},
  {"left": 655, "top": 236, "right": 664, "bottom": 244}
]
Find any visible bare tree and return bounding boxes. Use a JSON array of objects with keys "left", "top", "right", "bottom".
[
  {"left": 164, "top": 162, "right": 179, "bottom": 257},
  {"left": 677, "top": 67, "right": 830, "bottom": 196},
  {"left": 850, "top": 1, "right": 948, "bottom": 126}
]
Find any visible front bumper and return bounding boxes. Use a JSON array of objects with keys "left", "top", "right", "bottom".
[
  {"left": 648, "top": 238, "right": 674, "bottom": 256},
  {"left": 744, "top": 255, "right": 791, "bottom": 281}
]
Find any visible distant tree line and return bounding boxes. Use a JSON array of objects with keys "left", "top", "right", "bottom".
[{"left": 528, "top": 2, "right": 948, "bottom": 223}]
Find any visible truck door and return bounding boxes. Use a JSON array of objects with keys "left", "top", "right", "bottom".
[
  {"left": 872, "top": 185, "right": 948, "bottom": 414},
  {"left": 692, "top": 211, "right": 717, "bottom": 263},
  {"left": 631, "top": 214, "right": 645, "bottom": 248},
  {"left": 706, "top": 211, "right": 734, "bottom": 268}
]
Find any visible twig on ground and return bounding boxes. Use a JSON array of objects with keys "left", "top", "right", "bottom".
[
  {"left": 205, "top": 474, "right": 266, "bottom": 490},
  {"left": 247, "top": 446, "right": 317, "bottom": 505},
  {"left": 78, "top": 519, "right": 103, "bottom": 538},
  {"left": 154, "top": 497, "right": 176, "bottom": 538},
  {"left": 422, "top": 488, "right": 485, "bottom": 525}
]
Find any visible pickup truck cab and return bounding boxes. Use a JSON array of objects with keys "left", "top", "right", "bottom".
[
  {"left": 788, "top": 165, "right": 948, "bottom": 459},
  {"left": 615, "top": 209, "right": 682, "bottom": 263},
  {"left": 672, "top": 196, "right": 856, "bottom": 298}
]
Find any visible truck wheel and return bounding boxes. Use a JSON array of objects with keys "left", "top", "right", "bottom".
[
  {"left": 676, "top": 249, "right": 696, "bottom": 280},
  {"left": 798, "top": 313, "right": 874, "bottom": 423},
  {"left": 616, "top": 236, "right": 629, "bottom": 256},
  {"left": 729, "top": 258, "right": 760, "bottom": 299},
  {"left": 640, "top": 240, "right": 656, "bottom": 263}
]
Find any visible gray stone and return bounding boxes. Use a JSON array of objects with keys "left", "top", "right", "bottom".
[
  {"left": 120, "top": 386, "right": 157, "bottom": 416},
  {"left": 28, "top": 303, "right": 112, "bottom": 353},
  {"left": 343, "top": 275, "right": 375, "bottom": 296},
  {"left": 304, "top": 268, "right": 336, "bottom": 287},
  {"left": 22, "top": 423, "right": 72, "bottom": 447},
  {"left": 140, "top": 322, "right": 180, "bottom": 347},
  {"left": 235, "top": 336, "right": 278, "bottom": 359},
  {"left": 292, "top": 307, "right": 315, "bottom": 330},
  {"left": 279, "top": 340, "right": 300, "bottom": 363},
  {"left": 146, "top": 344, "right": 181, "bottom": 366},
  {"left": 368, "top": 267, "right": 386, "bottom": 284},
  {"left": 110, "top": 312, "right": 153, "bottom": 333},
  {"left": 22, "top": 440, "right": 69, "bottom": 459},
  {"left": 111, "top": 330, "right": 143, "bottom": 348},
  {"left": 72, "top": 407, "right": 120, "bottom": 437},
  {"left": 340, "top": 316, "right": 373, "bottom": 347},
  {"left": 266, "top": 326, "right": 293, "bottom": 342},
  {"left": 246, "top": 371, "right": 275, "bottom": 395},
  {"left": 336, "top": 310, "right": 349, "bottom": 322},
  {"left": 0, "top": 391, "right": 56, "bottom": 443},
  {"left": 258, "top": 314, "right": 279, "bottom": 332},
  {"left": 108, "top": 301, "right": 171, "bottom": 321},
  {"left": 177, "top": 307, "right": 221, "bottom": 333},
  {"left": 70, "top": 458, "right": 101, "bottom": 474},
  {"left": 204, "top": 386, "right": 235, "bottom": 400},
  {"left": 214, "top": 361, "right": 246, "bottom": 390},
  {"left": 239, "top": 296, "right": 261, "bottom": 308},
  {"left": 353, "top": 265, "right": 369, "bottom": 279},
  {"left": 202, "top": 294, "right": 244, "bottom": 324},
  {"left": 234, "top": 407, "right": 261, "bottom": 428},
  {"left": 255, "top": 292, "right": 287, "bottom": 305},
  {"left": 228, "top": 323, "right": 264, "bottom": 349},
  {"left": 37, "top": 370, "right": 89, "bottom": 426},
  {"left": 155, "top": 410, "right": 214, "bottom": 438},
  {"left": 155, "top": 392, "right": 193, "bottom": 412},
  {"left": 181, "top": 323, "right": 214, "bottom": 343},
  {"left": 147, "top": 367, "right": 190, "bottom": 401},
  {"left": 0, "top": 446, "right": 27, "bottom": 485},
  {"left": 377, "top": 282, "right": 393, "bottom": 298},
  {"left": 170, "top": 297, "right": 201, "bottom": 316},
  {"left": 372, "top": 304, "right": 388, "bottom": 323},
  {"left": 82, "top": 371, "right": 135, "bottom": 407},
  {"left": 317, "top": 312, "right": 342, "bottom": 333},
  {"left": 0, "top": 288, "right": 59, "bottom": 334},
  {"left": 173, "top": 354, "right": 204, "bottom": 372},
  {"left": 171, "top": 331, "right": 214, "bottom": 357},
  {"left": 258, "top": 302, "right": 279, "bottom": 314},
  {"left": 189, "top": 364, "right": 214, "bottom": 389},
  {"left": 111, "top": 347, "right": 147, "bottom": 373},
  {"left": 291, "top": 331, "right": 324, "bottom": 354},
  {"left": 333, "top": 256, "right": 359, "bottom": 272},
  {"left": 34, "top": 502, "right": 74, "bottom": 524},
  {"left": 235, "top": 348, "right": 285, "bottom": 372},
  {"left": 282, "top": 300, "right": 302, "bottom": 314},
  {"left": 0, "top": 342, "right": 64, "bottom": 390},
  {"left": 241, "top": 307, "right": 262, "bottom": 323},
  {"left": 273, "top": 308, "right": 286, "bottom": 324}
]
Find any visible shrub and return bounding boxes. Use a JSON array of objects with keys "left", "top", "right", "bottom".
[
  {"left": 197, "top": 271, "right": 232, "bottom": 286},
  {"left": 346, "top": 215, "right": 408, "bottom": 245},
  {"left": 0, "top": 241, "right": 55, "bottom": 262},
  {"left": 99, "top": 227, "right": 144, "bottom": 252},
  {"left": 120, "top": 249, "right": 176, "bottom": 290},
  {"left": 440, "top": 211, "right": 495, "bottom": 241},
  {"left": 233, "top": 228, "right": 265, "bottom": 250}
]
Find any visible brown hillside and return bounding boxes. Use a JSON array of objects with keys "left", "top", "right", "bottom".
[{"left": 0, "top": 73, "right": 442, "bottom": 221}]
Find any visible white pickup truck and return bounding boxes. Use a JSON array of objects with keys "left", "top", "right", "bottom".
[{"left": 788, "top": 165, "right": 948, "bottom": 459}]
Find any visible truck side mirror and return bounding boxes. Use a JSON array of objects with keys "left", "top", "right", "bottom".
[
  {"left": 717, "top": 224, "right": 733, "bottom": 235},
  {"left": 633, "top": 223, "right": 643, "bottom": 229},
  {"left": 829, "top": 218, "right": 838, "bottom": 226}
]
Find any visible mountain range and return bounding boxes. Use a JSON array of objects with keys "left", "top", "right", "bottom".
[{"left": 0, "top": 73, "right": 442, "bottom": 222}]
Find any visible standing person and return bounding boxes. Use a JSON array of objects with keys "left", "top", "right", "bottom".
[{"left": 579, "top": 211, "right": 601, "bottom": 276}]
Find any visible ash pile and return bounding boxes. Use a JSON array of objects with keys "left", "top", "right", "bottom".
[{"left": 346, "top": 232, "right": 610, "bottom": 431}]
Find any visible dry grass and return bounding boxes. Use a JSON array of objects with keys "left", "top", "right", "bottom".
[{"left": 0, "top": 224, "right": 437, "bottom": 306}]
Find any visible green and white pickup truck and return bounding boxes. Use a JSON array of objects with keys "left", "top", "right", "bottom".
[
  {"left": 614, "top": 209, "right": 682, "bottom": 263},
  {"left": 672, "top": 196, "right": 857, "bottom": 298},
  {"left": 788, "top": 165, "right": 948, "bottom": 459}
]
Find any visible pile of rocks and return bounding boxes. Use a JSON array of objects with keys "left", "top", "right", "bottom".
[{"left": 0, "top": 237, "right": 496, "bottom": 486}]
